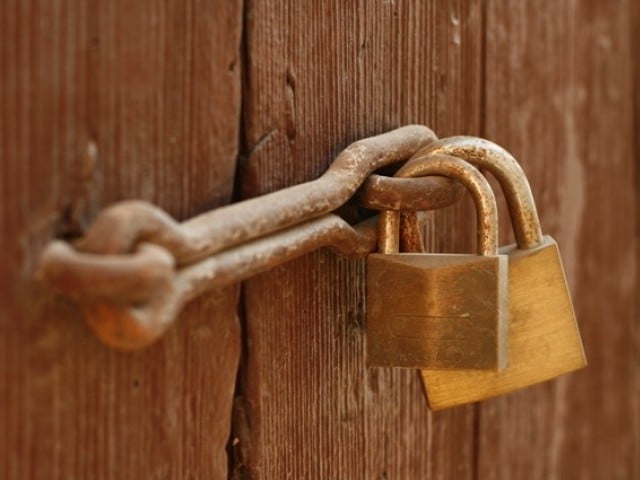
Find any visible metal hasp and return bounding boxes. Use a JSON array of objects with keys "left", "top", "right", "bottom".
[
  {"left": 71, "top": 126, "right": 439, "bottom": 264},
  {"left": 38, "top": 126, "right": 460, "bottom": 350}
]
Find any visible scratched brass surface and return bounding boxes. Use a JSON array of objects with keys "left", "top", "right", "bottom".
[
  {"left": 367, "top": 252, "right": 508, "bottom": 369},
  {"left": 421, "top": 236, "right": 586, "bottom": 410},
  {"left": 404, "top": 138, "right": 586, "bottom": 409}
]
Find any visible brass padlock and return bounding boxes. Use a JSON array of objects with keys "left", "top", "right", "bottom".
[
  {"left": 366, "top": 154, "right": 508, "bottom": 370},
  {"left": 400, "top": 137, "right": 587, "bottom": 410}
]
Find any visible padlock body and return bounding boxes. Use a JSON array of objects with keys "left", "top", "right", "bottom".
[
  {"left": 421, "top": 235, "right": 586, "bottom": 410},
  {"left": 366, "top": 253, "right": 508, "bottom": 369}
]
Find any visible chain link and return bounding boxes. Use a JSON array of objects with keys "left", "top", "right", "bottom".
[{"left": 38, "top": 126, "right": 460, "bottom": 349}]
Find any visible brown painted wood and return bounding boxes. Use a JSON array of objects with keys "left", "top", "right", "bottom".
[
  {"left": 0, "top": 1, "right": 242, "bottom": 478},
  {"left": 477, "top": 1, "right": 639, "bottom": 479},
  {"left": 232, "top": 1, "right": 484, "bottom": 478}
]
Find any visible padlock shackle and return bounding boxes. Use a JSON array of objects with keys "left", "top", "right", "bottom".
[
  {"left": 378, "top": 210, "right": 401, "bottom": 254},
  {"left": 382, "top": 154, "right": 499, "bottom": 256},
  {"left": 404, "top": 137, "right": 545, "bottom": 249}
]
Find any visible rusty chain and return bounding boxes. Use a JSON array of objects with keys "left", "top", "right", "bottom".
[
  {"left": 73, "top": 125, "right": 441, "bottom": 264},
  {"left": 39, "top": 125, "right": 463, "bottom": 349}
]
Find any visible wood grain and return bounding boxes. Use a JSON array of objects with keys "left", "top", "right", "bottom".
[
  {"left": 477, "top": 1, "right": 638, "bottom": 479},
  {"left": 0, "top": 1, "right": 242, "bottom": 478},
  {"left": 1, "top": 1, "right": 638, "bottom": 478},
  {"left": 233, "top": 1, "right": 484, "bottom": 478},
  {"left": 634, "top": 0, "right": 640, "bottom": 474}
]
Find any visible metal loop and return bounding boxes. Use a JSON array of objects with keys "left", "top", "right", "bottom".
[
  {"left": 357, "top": 174, "right": 461, "bottom": 211},
  {"left": 37, "top": 126, "right": 467, "bottom": 349},
  {"left": 76, "top": 125, "right": 439, "bottom": 263},
  {"left": 408, "top": 136, "right": 544, "bottom": 249},
  {"left": 391, "top": 154, "right": 500, "bottom": 256},
  {"left": 40, "top": 214, "right": 382, "bottom": 349},
  {"left": 40, "top": 241, "right": 175, "bottom": 302}
]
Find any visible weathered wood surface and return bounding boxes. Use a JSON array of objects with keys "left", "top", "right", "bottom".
[
  {"left": 478, "top": 1, "right": 638, "bottom": 479},
  {"left": 1, "top": 1, "right": 638, "bottom": 479},
  {"left": 0, "top": 1, "right": 242, "bottom": 479},
  {"left": 233, "top": 1, "right": 484, "bottom": 478},
  {"left": 232, "top": 0, "right": 639, "bottom": 479}
]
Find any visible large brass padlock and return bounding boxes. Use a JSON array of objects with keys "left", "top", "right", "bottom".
[
  {"left": 400, "top": 137, "right": 587, "bottom": 410},
  {"left": 366, "top": 154, "right": 508, "bottom": 370}
]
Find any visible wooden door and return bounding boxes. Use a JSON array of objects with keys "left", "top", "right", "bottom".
[{"left": 1, "top": 1, "right": 638, "bottom": 479}]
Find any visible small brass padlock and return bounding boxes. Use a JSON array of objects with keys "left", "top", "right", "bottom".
[
  {"left": 366, "top": 154, "right": 508, "bottom": 370},
  {"left": 400, "top": 137, "right": 587, "bottom": 410}
]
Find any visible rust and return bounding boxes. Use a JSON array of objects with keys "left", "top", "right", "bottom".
[
  {"left": 399, "top": 212, "right": 426, "bottom": 253},
  {"left": 393, "top": 154, "right": 500, "bottom": 256},
  {"left": 40, "top": 242, "right": 174, "bottom": 303},
  {"left": 358, "top": 174, "right": 462, "bottom": 211},
  {"left": 37, "top": 126, "right": 471, "bottom": 349},
  {"left": 40, "top": 214, "right": 376, "bottom": 349},
  {"left": 405, "top": 136, "right": 544, "bottom": 249},
  {"left": 377, "top": 211, "right": 400, "bottom": 254},
  {"left": 75, "top": 125, "right": 439, "bottom": 263},
  {"left": 41, "top": 209, "right": 438, "bottom": 349}
]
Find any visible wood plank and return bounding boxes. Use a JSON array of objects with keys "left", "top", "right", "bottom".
[
  {"left": 232, "top": 1, "right": 485, "bottom": 478},
  {"left": 0, "top": 1, "right": 243, "bottom": 478},
  {"left": 478, "top": 1, "right": 639, "bottom": 478},
  {"left": 633, "top": 0, "right": 640, "bottom": 474}
]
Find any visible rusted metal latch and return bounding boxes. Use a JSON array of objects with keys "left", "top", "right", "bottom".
[{"left": 39, "top": 126, "right": 461, "bottom": 350}]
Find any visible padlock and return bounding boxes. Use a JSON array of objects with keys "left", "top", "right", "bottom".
[
  {"left": 366, "top": 154, "right": 508, "bottom": 370},
  {"left": 399, "top": 137, "right": 587, "bottom": 410}
]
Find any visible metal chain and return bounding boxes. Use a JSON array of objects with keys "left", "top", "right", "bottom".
[
  {"left": 73, "top": 125, "right": 439, "bottom": 264},
  {"left": 38, "top": 126, "right": 461, "bottom": 350}
]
